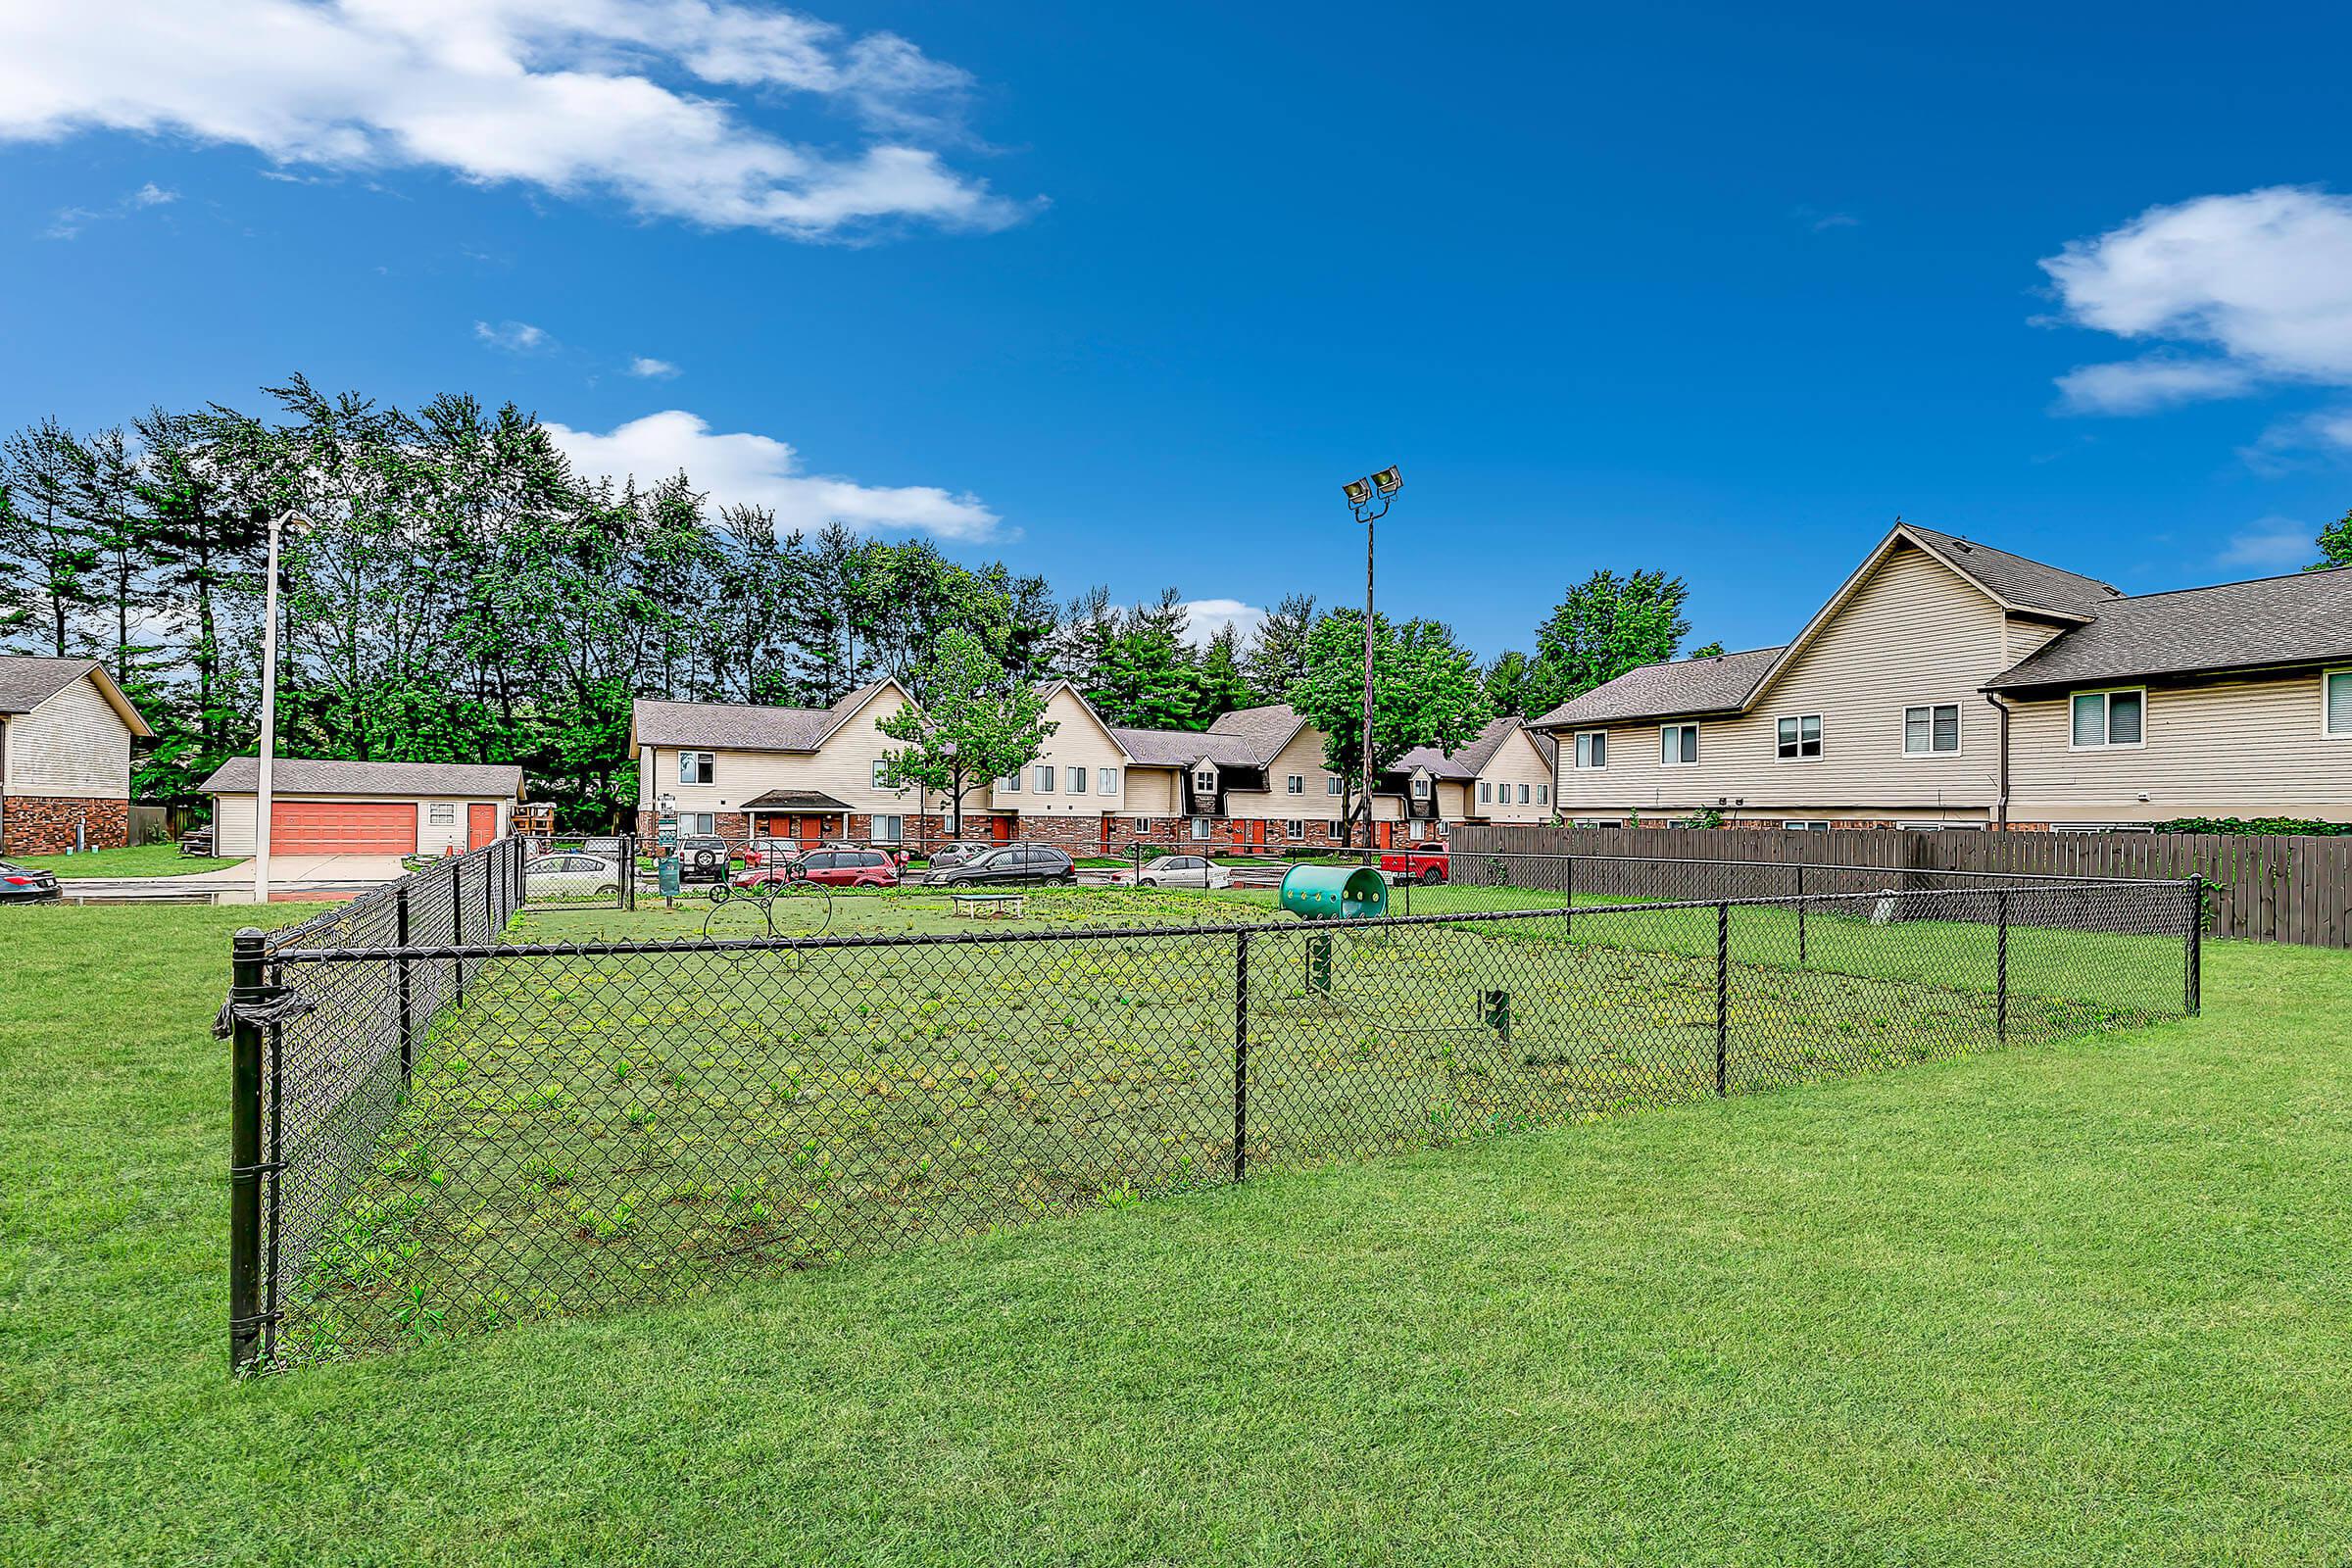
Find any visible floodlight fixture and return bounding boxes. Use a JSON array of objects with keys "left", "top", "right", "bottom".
[
  {"left": 1342, "top": 476, "right": 1373, "bottom": 508},
  {"left": 1370, "top": 465, "right": 1401, "bottom": 497}
]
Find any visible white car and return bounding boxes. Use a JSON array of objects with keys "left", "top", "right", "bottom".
[
  {"left": 525, "top": 852, "right": 625, "bottom": 898},
  {"left": 1133, "top": 854, "right": 1232, "bottom": 890}
]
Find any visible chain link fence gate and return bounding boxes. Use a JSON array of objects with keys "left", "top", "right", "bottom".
[{"left": 226, "top": 848, "right": 2202, "bottom": 1371}]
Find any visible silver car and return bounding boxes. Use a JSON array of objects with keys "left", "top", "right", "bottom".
[
  {"left": 524, "top": 853, "right": 624, "bottom": 899},
  {"left": 1133, "top": 854, "right": 1232, "bottom": 890}
]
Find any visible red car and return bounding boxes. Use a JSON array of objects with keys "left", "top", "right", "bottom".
[
  {"left": 734, "top": 848, "right": 902, "bottom": 890},
  {"left": 1379, "top": 840, "right": 1449, "bottom": 884}
]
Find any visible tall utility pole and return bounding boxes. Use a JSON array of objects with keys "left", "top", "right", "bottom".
[
  {"left": 1340, "top": 466, "right": 1401, "bottom": 849},
  {"left": 252, "top": 511, "right": 308, "bottom": 905}
]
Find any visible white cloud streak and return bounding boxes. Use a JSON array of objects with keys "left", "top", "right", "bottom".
[
  {"left": 41, "top": 178, "right": 178, "bottom": 239},
  {"left": 2215, "top": 517, "right": 2318, "bottom": 570},
  {"left": 0, "top": 1, "right": 1025, "bottom": 240},
  {"left": 1179, "top": 598, "right": 1268, "bottom": 647},
  {"left": 546, "top": 410, "right": 1001, "bottom": 541},
  {"left": 473, "top": 318, "right": 552, "bottom": 353},
  {"left": 627, "top": 356, "right": 681, "bottom": 379},
  {"left": 2042, "top": 187, "right": 2352, "bottom": 415}
]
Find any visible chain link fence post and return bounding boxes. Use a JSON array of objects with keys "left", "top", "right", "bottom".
[
  {"left": 452, "top": 856, "right": 466, "bottom": 1008},
  {"left": 2185, "top": 873, "right": 2203, "bottom": 1016},
  {"left": 395, "top": 884, "right": 414, "bottom": 1084},
  {"left": 1714, "top": 902, "right": 1730, "bottom": 1096},
  {"left": 227, "top": 927, "right": 267, "bottom": 1373},
  {"left": 1232, "top": 929, "right": 1250, "bottom": 1182},
  {"left": 1995, "top": 889, "right": 2010, "bottom": 1044}
]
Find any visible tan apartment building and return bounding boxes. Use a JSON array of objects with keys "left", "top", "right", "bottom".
[
  {"left": 1534, "top": 522, "right": 2352, "bottom": 830},
  {"left": 0, "top": 657, "right": 152, "bottom": 855}
]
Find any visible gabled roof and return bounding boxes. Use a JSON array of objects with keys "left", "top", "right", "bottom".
[
  {"left": 1900, "top": 524, "right": 2124, "bottom": 620},
  {"left": 1985, "top": 566, "right": 2352, "bottom": 692},
  {"left": 0, "top": 656, "right": 155, "bottom": 735},
  {"left": 1395, "top": 713, "right": 1537, "bottom": 779},
  {"left": 1205, "top": 703, "right": 1309, "bottom": 758},
  {"left": 629, "top": 681, "right": 900, "bottom": 754},
  {"left": 739, "top": 789, "right": 857, "bottom": 811},
  {"left": 1109, "top": 726, "right": 1271, "bottom": 767},
  {"left": 200, "top": 758, "right": 524, "bottom": 798},
  {"left": 1533, "top": 646, "right": 1785, "bottom": 729}
]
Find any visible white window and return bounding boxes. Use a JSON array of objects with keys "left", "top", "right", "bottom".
[
  {"left": 1326, "top": 776, "right": 1344, "bottom": 796},
  {"left": 1194, "top": 768, "right": 1216, "bottom": 796},
  {"left": 683, "top": 812, "right": 714, "bottom": 836},
  {"left": 1898, "top": 820, "right": 1984, "bottom": 832},
  {"left": 1573, "top": 730, "right": 1607, "bottom": 769},
  {"left": 1776, "top": 714, "right": 1822, "bottom": 760},
  {"left": 1190, "top": 816, "right": 1211, "bottom": 840},
  {"left": 1903, "top": 705, "right": 1960, "bottom": 756},
  {"left": 871, "top": 759, "right": 892, "bottom": 789},
  {"left": 1411, "top": 776, "right": 1430, "bottom": 799},
  {"left": 2328, "top": 669, "right": 2352, "bottom": 738},
  {"left": 1067, "top": 766, "right": 1089, "bottom": 795},
  {"left": 1287, "top": 819, "right": 1306, "bottom": 835},
  {"left": 1660, "top": 724, "right": 1699, "bottom": 765},
  {"left": 1537, "top": 784, "right": 1548, "bottom": 805},
  {"left": 1783, "top": 820, "right": 1831, "bottom": 833},
  {"left": 1131, "top": 817, "right": 1150, "bottom": 831},
  {"left": 678, "top": 751, "right": 714, "bottom": 784},
  {"left": 1099, "top": 767, "right": 1119, "bottom": 795},
  {"left": 427, "top": 803, "right": 456, "bottom": 824},
  {"left": 1478, "top": 781, "right": 1492, "bottom": 804},
  {"left": 996, "top": 772, "right": 1019, "bottom": 793},
  {"left": 1035, "top": 764, "right": 1055, "bottom": 792},
  {"left": 1573, "top": 817, "right": 1622, "bottom": 828},
  {"left": 1286, "top": 774, "right": 1304, "bottom": 795},
  {"left": 870, "top": 814, "right": 904, "bottom": 844},
  {"left": 2070, "top": 688, "right": 2145, "bottom": 749}
]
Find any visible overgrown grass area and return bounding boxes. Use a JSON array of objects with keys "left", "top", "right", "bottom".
[
  {"left": 4, "top": 902, "right": 2345, "bottom": 1564},
  {"left": 11, "top": 842, "right": 240, "bottom": 877},
  {"left": 284, "top": 885, "right": 2187, "bottom": 1358}
]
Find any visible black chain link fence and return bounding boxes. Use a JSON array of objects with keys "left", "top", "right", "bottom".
[{"left": 225, "top": 845, "right": 2200, "bottom": 1371}]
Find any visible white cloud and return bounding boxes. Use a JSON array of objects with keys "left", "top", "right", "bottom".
[
  {"left": 41, "top": 178, "right": 178, "bottom": 238},
  {"left": 627, "top": 356, "right": 681, "bottom": 379},
  {"left": 1179, "top": 598, "right": 1268, "bottom": 647},
  {"left": 546, "top": 410, "right": 1000, "bottom": 541},
  {"left": 473, "top": 318, "right": 551, "bottom": 353},
  {"left": 2041, "top": 187, "right": 2352, "bottom": 412},
  {"left": 2215, "top": 517, "right": 2317, "bottom": 570},
  {"left": 2053, "top": 357, "right": 2255, "bottom": 415},
  {"left": 2237, "top": 406, "right": 2352, "bottom": 472},
  {"left": 0, "top": 1, "right": 1024, "bottom": 241}
]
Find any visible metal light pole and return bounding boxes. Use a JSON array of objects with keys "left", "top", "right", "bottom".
[
  {"left": 1342, "top": 466, "right": 1401, "bottom": 850},
  {"left": 252, "top": 511, "right": 308, "bottom": 905}
]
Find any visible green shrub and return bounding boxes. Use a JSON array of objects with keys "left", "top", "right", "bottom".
[{"left": 2149, "top": 816, "right": 2352, "bottom": 837}]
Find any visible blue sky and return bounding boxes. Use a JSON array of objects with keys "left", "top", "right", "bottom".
[{"left": 6, "top": 1, "right": 2352, "bottom": 661}]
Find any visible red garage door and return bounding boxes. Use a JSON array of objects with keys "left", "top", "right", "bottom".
[{"left": 269, "top": 800, "right": 416, "bottom": 855}]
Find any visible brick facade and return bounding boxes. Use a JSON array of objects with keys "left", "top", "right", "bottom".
[
  {"left": 2, "top": 794, "right": 130, "bottom": 856},
  {"left": 632, "top": 805, "right": 1422, "bottom": 858}
]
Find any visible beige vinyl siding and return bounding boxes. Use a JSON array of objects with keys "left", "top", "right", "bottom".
[
  {"left": 1433, "top": 779, "right": 1472, "bottom": 819},
  {"left": 1552, "top": 543, "right": 2013, "bottom": 816},
  {"left": 999, "top": 687, "right": 1130, "bottom": 817},
  {"left": 1477, "top": 729, "right": 1554, "bottom": 822},
  {"left": 1121, "top": 764, "right": 1179, "bottom": 815},
  {"left": 5, "top": 674, "right": 133, "bottom": 798},
  {"left": 645, "top": 686, "right": 936, "bottom": 821},
  {"left": 209, "top": 794, "right": 512, "bottom": 857},
  {"left": 2008, "top": 669, "right": 2352, "bottom": 822},
  {"left": 1224, "top": 722, "right": 1340, "bottom": 821}
]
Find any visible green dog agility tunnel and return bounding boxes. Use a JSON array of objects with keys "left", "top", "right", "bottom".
[{"left": 1277, "top": 863, "right": 1389, "bottom": 920}]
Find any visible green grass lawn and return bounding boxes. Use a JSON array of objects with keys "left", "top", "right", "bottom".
[
  {"left": 4, "top": 902, "right": 2346, "bottom": 1564},
  {"left": 10, "top": 842, "right": 241, "bottom": 878}
]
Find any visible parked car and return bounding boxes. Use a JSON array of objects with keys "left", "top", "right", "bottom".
[
  {"left": 1132, "top": 854, "right": 1233, "bottom": 890},
  {"left": 798, "top": 849, "right": 903, "bottom": 888},
  {"left": 742, "top": 839, "right": 802, "bottom": 869},
  {"left": 0, "top": 859, "right": 61, "bottom": 903},
  {"left": 927, "top": 841, "right": 992, "bottom": 870},
  {"left": 523, "top": 853, "right": 624, "bottom": 899},
  {"left": 923, "top": 843, "right": 1077, "bottom": 887},
  {"left": 1379, "top": 840, "right": 1450, "bottom": 884},
  {"left": 674, "top": 834, "right": 732, "bottom": 884}
]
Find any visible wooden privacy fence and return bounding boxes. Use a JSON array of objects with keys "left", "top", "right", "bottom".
[{"left": 1449, "top": 824, "right": 2352, "bottom": 950}]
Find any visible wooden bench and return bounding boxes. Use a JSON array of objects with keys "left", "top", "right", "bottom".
[{"left": 951, "top": 891, "right": 1026, "bottom": 920}]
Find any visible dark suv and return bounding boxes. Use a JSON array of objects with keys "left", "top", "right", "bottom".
[
  {"left": 674, "top": 834, "right": 732, "bottom": 884},
  {"left": 922, "top": 843, "right": 1076, "bottom": 887}
]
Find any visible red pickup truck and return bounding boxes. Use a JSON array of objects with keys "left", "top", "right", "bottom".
[{"left": 1379, "top": 841, "right": 1449, "bottom": 884}]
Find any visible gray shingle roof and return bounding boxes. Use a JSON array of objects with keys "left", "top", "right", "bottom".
[
  {"left": 1110, "top": 726, "right": 1275, "bottom": 767},
  {"left": 0, "top": 656, "right": 100, "bottom": 715},
  {"left": 631, "top": 683, "right": 890, "bottom": 752},
  {"left": 1395, "top": 713, "right": 1529, "bottom": 779},
  {"left": 1205, "top": 703, "right": 1306, "bottom": 757},
  {"left": 1902, "top": 524, "right": 2124, "bottom": 619},
  {"left": 1533, "top": 647, "right": 1786, "bottom": 728},
  {"left": 1986, "top": 567, "right": 2352, "bottom": 691},
  {"left": 200, "top": 758, "right": 524, "bottom": 797}
]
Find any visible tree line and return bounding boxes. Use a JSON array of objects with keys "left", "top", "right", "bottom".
[{"left": 1, "top": 379, "right": 1731, "bottom": 828}]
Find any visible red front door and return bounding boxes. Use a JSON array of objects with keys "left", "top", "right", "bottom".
[
  {"left": 992, "top": 815, "right": 1013, "bottom": 844},
  {"left": 466, "top": 802, "right": 497, "bottom": 851}
]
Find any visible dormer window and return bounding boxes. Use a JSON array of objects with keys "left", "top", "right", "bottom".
[
  {"left": 1193, "top": 767, "right": 1216, "bottom": 796},
  {"left": 1411, "top": 775, "right": 1431, "bottom": 799}
]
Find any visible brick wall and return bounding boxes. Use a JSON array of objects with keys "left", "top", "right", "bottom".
[{"left": 2, "top": 795, "right": 130, "bottom": 856}]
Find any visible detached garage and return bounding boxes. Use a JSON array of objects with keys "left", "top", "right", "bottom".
[{"left": 200, "top": 759, "right": 525, "bottom": 858}]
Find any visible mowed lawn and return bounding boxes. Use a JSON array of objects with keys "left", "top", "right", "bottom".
[{"left": 4, "top": 904, "right": 2349, "bottom": 1565}]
